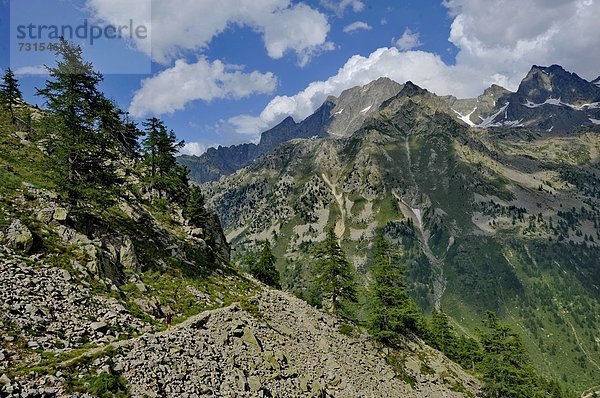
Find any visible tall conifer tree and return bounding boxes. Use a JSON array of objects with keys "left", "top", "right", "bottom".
[
  {"left": 37, "top": 38, "right": 119, "bottom": 203},
  {"left": 314, "top": 228, "right": 357, "bottom": 316}
]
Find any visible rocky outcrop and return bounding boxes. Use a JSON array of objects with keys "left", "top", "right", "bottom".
[
  {"left": 18, "top": 287, "right": 479, "bottom": 398},
  {"left": 444, "top": 84, "right": 512, "bottom": 126},
  {"left": 326, "top": 77, "right": 403, "bottom": 138},
  {"left": 3, "top": 220, "right": 33, "bottom": 253},
  {"left": 205, "top": 214, "right": 231, "bottom": 263}
]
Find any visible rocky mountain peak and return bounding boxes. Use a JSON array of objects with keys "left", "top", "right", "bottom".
[
  {"left": 518, "top": 64, "right": 600, "bottom": 104},
  {"left": 398, "top": 81, "right": 430, "bottom": 98},
  {"left": 592, "top": 76, "right": 600, "bottom": 87},
  {"left": 482, "top": 84, "right": 511, "bottom": 98},
  {"left": 326, "top": 77, "right": 403, "bottom": 138}
]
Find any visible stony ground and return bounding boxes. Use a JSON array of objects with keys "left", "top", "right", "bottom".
[
  {"left": 46, "top": 290, "right": 478, "bottom": 397},
  {"left": 0, "top": 247, "right": 479, "bottom": 398}
]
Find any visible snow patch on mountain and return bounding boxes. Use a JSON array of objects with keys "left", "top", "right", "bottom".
[
  {"left": 478, "top": 103, "right": 509, "bottom": 128},
  {"left": 452, "top": 107, "right": 477, "bottom": 127}
]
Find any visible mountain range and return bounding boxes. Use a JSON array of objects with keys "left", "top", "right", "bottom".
[
  {"left": 180, "top": 64, "right": 600, "bottom": 183},
  {"left": 191, "top": 64, "right": 600, "bottom": 391}
]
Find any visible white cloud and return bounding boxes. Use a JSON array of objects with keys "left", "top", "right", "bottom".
[
  {"left": 228, "top": 0, "right": 600, "bottom": 135},
  {"left": 129, "top": 58, "right": 277, "bottom": 117},
  {"left": 393, "top": 28, "right": 422, "bottom": 51},
  {"left": 227, "top": 48, "right": 473, "bottom": 135},
  {"left": 179, "top": 142, "right": 210, "bottom": 156},
  {"left": 320, "top": 0, "right": 365, "bottom": 15},
  {"left": 343, "top": 21, "right": 372, "bottom": 34},
  {"left": 444, "top": 0, "right": 600, "bottom": 89},
  {"left": 228, "top": 115, "right": 270, "bottom": 137},
  {"left": 13, "top": 65, "right": 48, "bottom": 76},
  {"left": 86, "top": 0, "right": 332, "bottom": 66}
]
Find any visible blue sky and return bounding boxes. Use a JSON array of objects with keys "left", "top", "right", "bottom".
[{"left": 2, "top": 0, "right": 599, "bottom": 154}]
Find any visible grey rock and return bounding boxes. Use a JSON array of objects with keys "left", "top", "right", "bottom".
[
  {"left": 52, "top": 207, "right": 68, "bottom": 222},
  {"left": 247, "top": 376, "right": 261, "bottom": 392},
  {"left": 15, "top": 131, "right": 29, "bottom": 140},
  {"left": 241, "top": 327, "right": 262, "bottom": 351},
  {"left": 5, "top": 220, "right": 33, "bottom": 252},
  {"left": 119, "top": 236, "right": 140, "bottom": 272},
  {"left": 36, "top": 208, "right": 55, "bottom": 224},
  {"left": 0, "top": 374, "right": 10, "bottom": 385},
  {"left": 90, "top": 321, "right": 108, "bottom": 333},
  {"left": 59, "top": 269, "right": 71, "bottom": 282}
]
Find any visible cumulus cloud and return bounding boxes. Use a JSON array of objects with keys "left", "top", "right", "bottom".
[
  {"left": 13, "top": 65, "right": 48, "bottom": 76},
  {"left": 444, "top": 0, "right": 600, "bottom": 88},
  {"left": 228, "top": 115, "right": 270, "bottom": 137},
  {"left": 320, "top": 0, "right": 365, "bottom": 15},
  {"left": 228, "top": 48, "right": 473, "bottom": 134},
  {"left": 86, "top": 0, "right": 332, "bottom": 65},
  {"left": 343, "top": 21, "right": 372, "bottom": 34},
  {"left": 129, "top": 58, "right": 277, "bottom": 117},
  {"left": 179, "top": 142, "right": 210, "bottom": 156},
  {"left": 393, "top": 28, "right": 422, "bottom": 51},
  {"left": 228, "top": 0, "right": 600, "bottom": 135}
]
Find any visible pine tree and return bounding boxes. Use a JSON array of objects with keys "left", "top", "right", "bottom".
[
  {"left": 430, "top": 308, "right": 455, "bottom": 353},
  {"left": 368, "top": 234, "right": 422, "bottom": 343},
  {"left": 120, "top": 112, "right": 143, "bottom": 155},
  {"left": 97, "top": 98, "right": 142, "bottom": 155},
  {"left": 185, "top": 185, "right": 209, "bottom": 227},
  {"left": 141, "top": 117, "right": 187, "bottom": 201},
  {"left": 141, "top": 117, "right": 163, "bottom": 178},
  {"left": 0, "top": 68, "right": 23, "bottom": 124},
  {"left": 36, "top": 38, "right": 119, "bottom": 203},
  {"left": 250, "top": 241, "right": 281, "bottom": 288},
  {"left": 479, "top": 311, "right": 541, "bottom": 398},
  {"left": 314, "top": 228, "right": 357, "bottom": 316}
]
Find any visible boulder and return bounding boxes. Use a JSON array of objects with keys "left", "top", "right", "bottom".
[
  {"left": 90, "top": 321, "right": 108, "bottom": 334},
  {"left": 36, "top": 208, "right": 55, "bottom": 224},
  {"left": 190, "top": 228, "right": 203, "bottom": 238},
  {"left": 241, "top": 327, "right": 263, "bottom": 351},
  {"left": 15, "top": 131, "right": 28, "bottom": 140},
  {"left": 247, "top": 376, "right": 261, "bottom": 392},
  {"left": 4, "top": 220, "right": 33, "bottom": 252},
  {"left": 59, "top": 269, "right": 71, "bottom": 282},
  {"left": 53, "top": 207, "right": 68, "bottom": 222},
  {"left": 0, "top": 374, "right": 11, "bottom": 385}
]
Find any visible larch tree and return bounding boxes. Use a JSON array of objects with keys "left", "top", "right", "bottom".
[
  {"left": 250, "top": 241, "right": 281, "bottom": 288},
  {"left": 36, "top": 38, "right": 120, "bottom": 204},
  {"left": 314, "top": 228, "right": 357, "bottom": 316},
  {"left": 0, "top": 68, "right": 22, "bottom": 124},
  {"left": 368, "top": 233, "right": 422, "bottom": 343}
]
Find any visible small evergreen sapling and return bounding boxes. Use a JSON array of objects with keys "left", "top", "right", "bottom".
[
  {"left": 250, "top": 241, "right": 281, "bottom": 288},
  {"left": 0, "top": 68, "right": 22, "bottom": 124}
]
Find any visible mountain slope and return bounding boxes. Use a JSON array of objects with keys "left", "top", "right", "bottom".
[
  {"left": 203, "top": 82, "right": 600, "bottom": 391},
  {"left": 443, "top": 84, "right": 512, "bottom": 127},
  {"left": 0, "top": 98, "right": 480, "bottom": 397}
]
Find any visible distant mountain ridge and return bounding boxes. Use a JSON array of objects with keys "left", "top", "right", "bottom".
[
  {"left": 201, "top": 78, "right": 600, "bottom": 389},
  {"left": 478, "top": 65, "right": 600, "bottom": 131},
  {"left": 180, "top": 65, "right": 600, "bottom": 183}
]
